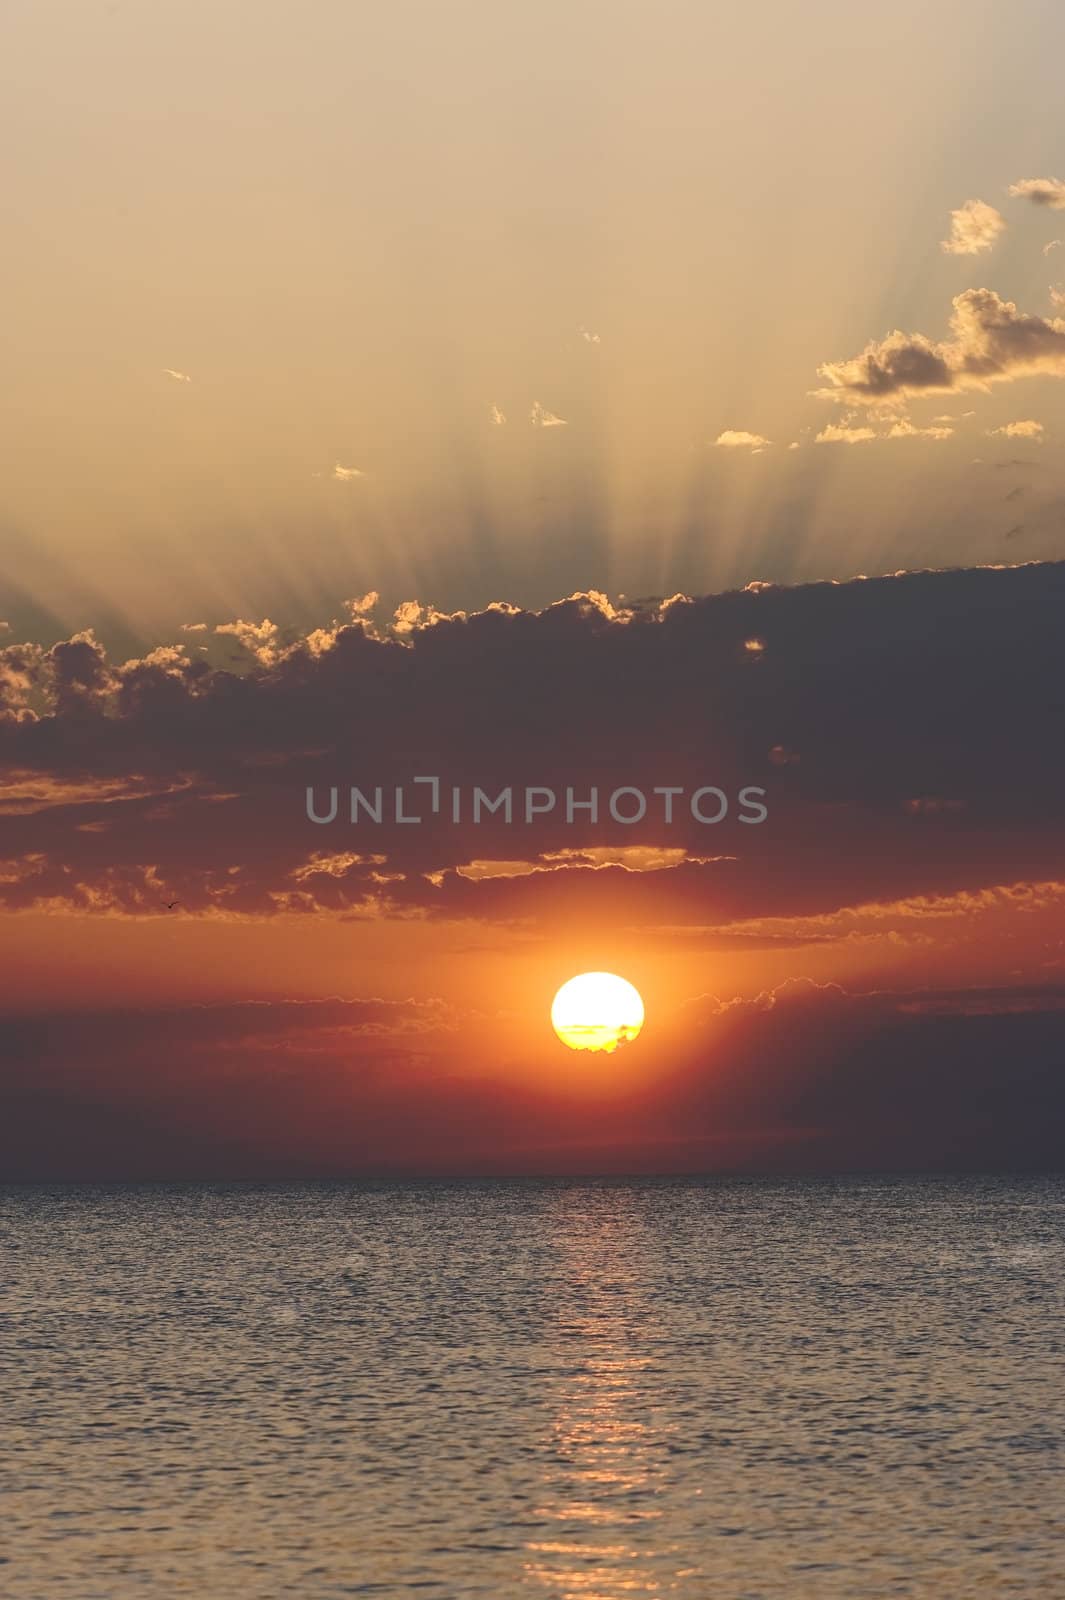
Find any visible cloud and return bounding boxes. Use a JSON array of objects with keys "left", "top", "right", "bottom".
[
  {"left": 1046, "top": 240, "right": 1063, "bottom": 257},
  {"left": 162, "top": 368, "right": 191, "bottom": 383},
  {"left": 578, "top": 326, "right": 601, "bottom": 344},
  {"left": 530, "top": 401, "right": 568, "bottom": 427},
  {"left": 1052, "top": 285, "right": 1065, "bottom": 309},
  {"left": 886, "top": 419, "right": 954, "bottom": 440},
  {"left": 4, "top": 564, "right": 1065, "bottom": 931},
  {"left": 815, "top": 418, "right": 954, "bottom": 445},
  {"left": 489, "top": 404, "right": 506, "bottom": 425},
  {"left": 817, "top": 288, "right": 1065, "bottom": 405},
  {"left": 333, "top": 463, "right": 365, "bottom": 480},
  {"left": 815, "top": 423, "right": 877, "bottom": 444},
  {"left": 1009, "top": 177, "right": 1065, "bottom": 210},
  {"left": 180, "top": 622, "right": 208, "bottom": 633},
  {"left": 714, "top": 429, "right": 771, "bottom": 451},
  {"left": 214, "top": 618, "right": 281, "bottom": 665},
  {"left": 346, "top": 591, "right": 379, "bottom": 616},
  {"left": 952, "top": 288, "right": 1065, "bottom": 382},
  {"left": 941, "top": 199, "right": 1006, "bottom": 256},
  {"left": 988, "top": 420, "right": 1045, "bottom": 441},
  {"left": 392, "top": 600, "right": 425, "bottom": 634},
  {"left": 817, "top": 333, "right": 953, "bottom": 403}
]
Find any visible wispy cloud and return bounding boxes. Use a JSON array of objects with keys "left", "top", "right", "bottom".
[
  {"left": 578, "top": 326, "right": 601, "bottom": 345},
  {"left": 941, "top": 199, "right": 1005, "bottom": 256},
  {"left": 1046, "top": 240, "right": 1063, "bottom": 257},
  {"left": 180, "top": 622, "right": 208, "bottom": 633},
  {"left": 988, "top": 419, "right": 1045, "bottom": 441},
  {"left": 489, "top": 404, "right": 506, "bottom": 426},
  {"left": 815, "top": 423, "right": 877, "bottom": 445},
  {"left": 714, "top": 429, "right": 771, "bottom": 451},
  {"left": 162, "top": 368, "right": 191, "bottom": 383},
  {"left": 887, "top": 419, "right": 954, "bottom": 440},
  {"left": 530, "top": 402, "right": 568, "bottom": 427},
  {"left": 1009, "top": 177, "right": 1065, "bottom": 210},
  {"left": 333, "top": 463, "right": 365, "bottom": 480}
]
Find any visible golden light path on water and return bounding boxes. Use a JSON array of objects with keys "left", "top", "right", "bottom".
[{"left": 522, "top": 1191, "right": 693, "bottom": 1599}]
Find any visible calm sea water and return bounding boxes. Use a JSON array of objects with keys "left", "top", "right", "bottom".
[{"left": 2, "top": 1177, "right": 1063, "bottom": 1598}]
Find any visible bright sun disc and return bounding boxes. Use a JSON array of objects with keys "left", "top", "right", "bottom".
[{"left": 551, "top": 972, "right": 645, "bottom": 1053}]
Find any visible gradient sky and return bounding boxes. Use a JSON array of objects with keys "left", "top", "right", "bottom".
[
  {"left": 4, "top": 565, "right": 1065, "bottom": 1174},
  {"left": 2, "top": 0, "right": 1065, "bottom": 648},
  {"left": 2, "top": 1, "right": 1065, "bottom": 1175}
]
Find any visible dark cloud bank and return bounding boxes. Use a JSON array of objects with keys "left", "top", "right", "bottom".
[{"left": 2, "top": 560, "right": 1065, "bottom": 920}]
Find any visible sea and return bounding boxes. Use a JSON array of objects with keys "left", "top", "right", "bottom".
[{"left": 2, "top": 1176, "right": 1063, "bottom": 1597}]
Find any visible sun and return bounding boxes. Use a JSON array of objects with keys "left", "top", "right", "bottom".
[{"left": 551, "top": 972, "right": 645, "bottom": 1053}]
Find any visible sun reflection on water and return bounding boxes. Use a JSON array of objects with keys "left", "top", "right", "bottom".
[{"left": 522, "top": 1198, "right": 694, "bottom": 1598}]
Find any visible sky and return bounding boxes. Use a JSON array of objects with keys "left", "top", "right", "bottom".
[
  {"left": 3, "top": 0, "right": 1065, "bottom": 639},
  {"left": 2, "top": 0, "right": 1065, "bottom": 1175}
]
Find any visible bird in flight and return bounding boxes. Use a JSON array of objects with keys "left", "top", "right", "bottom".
[{"left": 163, "top": 900, "right": 180, "bottom": 910}]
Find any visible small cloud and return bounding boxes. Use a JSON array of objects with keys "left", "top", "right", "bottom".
[
  {"left": 215, "top": 618, "right": 281, "bottom": 666},
  {"left": 988, "top": 420, "right": 1045, "bottom": 441},
  {"left": 578, "top": 326, "right": 601, "bottom": 344},
  {"left": 530, "top": 402, "right": 568, "bottom": 427},
  {"left": 887, "top": 418, "right": 954, "bottom": 440},
  {"left": 941, "top": 199, "right": 1006, "bottom": 256},
  {"left": 489, "top": 404, "right": 506, "bottom": 426},
  {"left": 1046, "top": 240, "right": 1063, "bottom": 257},
  {"left": 714, "top": 429, "right": 771, "bottom": 451},
  {"left": 162, "top": 368, "right": 191, "bottom": 383},
  {"left": 333, "top": 463, "right": 365, "bottom": 480},
  {"left": 346, "top": 591, "right": 379, "bottom": 616},
  {"left": 787, "top": 441, "right": 801, "bottom": 451},
  {"left": 815, "top": 423, "right": 877, "bottom": 445},
  {"left": 1004, "top": 523, "right": 1025, "bottom": 541},
  {"left": 1009, "top": 177, "right": 1065, "bottom": 210},
  {"left": 0, "top": 620, "right": 9, "bottom": 633},
  {"left": 1051, "top": 285, "right": 1065, "bottom": 309},
  {"left": 816, "top": 287, "right": 1065, "bottom": 406},
  {"left": 392, "top": 601, "right": 424, "bottom": 634},
  {"left": 180, "top": 622, "right": 208, "bottom": 633}
]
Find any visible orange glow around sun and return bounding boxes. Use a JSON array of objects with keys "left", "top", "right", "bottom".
[{"left": 551, "top": 973, "right": 645, "bottom": 1053}]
